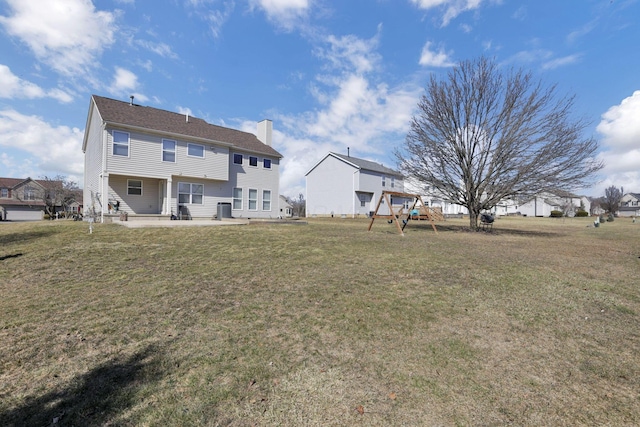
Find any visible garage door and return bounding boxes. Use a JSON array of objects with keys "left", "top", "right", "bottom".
[{"left": 4, "top": 206, "right": 44, "bottom": 221}]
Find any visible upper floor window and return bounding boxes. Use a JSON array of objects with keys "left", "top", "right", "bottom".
[
  {"left": 391, "top": 177, "right": 395, "bottom": 188},
  {"left": 162, "top": 139, "right": 176, "bottom": 162},
  {"left": 113, "top": 131, "right": 129, "bottom": 157},
  {"left": 0, "top": 188, "right": 8, "bottom": 198},
  {"left": 128, "top": 179, "right": 142, "bottom": 195},
  {"left": 233, "top": 153, "right": 243, "bottom": 165},
  {"left": 178, "top": 182, "right": 203, "bottom": 205},
  {"left": 382, "top": 176, "right": 386, "bottom": 187},
  {"left": 262, "top": 190, "right": 271, "bottom": 211},
  {"left": 23, "top": 185, "right": 36, "bottom": 201},
  {"left": 263, "top": 158, "right": 272, "bottom": 169},
  {"left": 188, "top": 143, "right": 204, "bottom": 158},
  {"left": 249, "top": 156, "right": 258, "bottom": 167}
]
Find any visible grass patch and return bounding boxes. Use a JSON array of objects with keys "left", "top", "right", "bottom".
[{"left": 1, "top": 216, "right": 639, "bottom": 425}]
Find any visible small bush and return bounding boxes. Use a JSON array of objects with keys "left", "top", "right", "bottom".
[
  {"left": 550, "top": 210, "right": 564, "bottom": 218},
  {"left": 599, "top": 215, "right": 606, "bottom": 223},
  {"left": 576, "top": 210, "right": 589, "bottom": 217},
  {"left": 607, "top": 213, "right": 615, "bottom": 222}
]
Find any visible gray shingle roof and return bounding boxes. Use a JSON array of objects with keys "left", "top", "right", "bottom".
[
  {"left": 330, "top": 152, "right": 403, "bottom": 177},
  {"left": 91, "top": 95, "right": 282, "bottom": 158}
]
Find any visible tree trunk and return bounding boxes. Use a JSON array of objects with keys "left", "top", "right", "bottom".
[{"left": 469, "top": 209, "right": 480, "bottom": 230}]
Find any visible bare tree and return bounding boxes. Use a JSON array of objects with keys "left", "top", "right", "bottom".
[
  {"left": 601, "top": 185, "right": 624, "bottom": 215},
  {"left": 287, "top": 193, "right": 306, "bottom": 217},
  {"left": 40, "top": 175, "right": 80, "bottom": 218},
  {"left": 396, "top": 56, "right": 603, "bottom": 229}
]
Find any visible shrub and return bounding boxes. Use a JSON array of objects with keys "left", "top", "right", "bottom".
[
  {"left": 607, "top": 213, "right": 615, "bottom": 222},
  {"left": 599, "top": 215, "right": 606, "bottom": 223},
  {"left": 550, "top": 210, "right": 564, "bottom": 218},
  {"left": 576, "top": 210, "right": 589, "bottom": 217}
]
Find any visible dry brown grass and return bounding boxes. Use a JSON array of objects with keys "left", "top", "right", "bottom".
[{"left": 1, "top": 216, "right": 639, "bottom": 426}]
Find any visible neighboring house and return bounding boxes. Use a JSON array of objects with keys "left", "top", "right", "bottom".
[
  {"left": 279, "top": 195, "right": 293, "bottom": 218},
  {"left": 403, "top": 177, "right": 469, "bottom": 216},
  {"left": 619, "top": 192, "right": 640, "bottom": 217},
  {"left": 305, "top": 152, "right": 405, "bottom": 218},
  {"left": 82, "top": 95, "right": 283, "bottom": 220},
  {"left": 0, "top": 177, "right": 47, "bottom": 221},
  {"left": 518, "top": 190, "right": 588, "bottom": 217}
]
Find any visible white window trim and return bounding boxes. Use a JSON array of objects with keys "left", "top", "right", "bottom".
[
  {"left": 263, "top": 158, "right": 272, "bottom": 169},
  {"left": 232, "top": 187, "right": 243, "bottom": 210},
  {"left": 248, "top": 188, "right": 258, "bottom": 211},
  {"left": 187, "top": 143, "right": 205, "bottom": 158},
  {"left": 127, "top": 179, "right": 143, "bottom": 196},
  {"left": 382, "top": 175, "right": 386, "bottom": 187},
  {"left": 233, "top": 153, "right": 243, "bottom": 165},
  {"left": 248, "top": 156, "right": 258, "bottom": 168},
  {"left": 262, "top": 190, "right": 271, "bottom": 211},
  {"left": 113, "top": 130, "right": 130, "bottom": 157},
  {"left": 162, "top": 139, "right": 177, "bottom": 163},
  {"left": 178, "top": 182, "right": 204, "bottom": 205}
]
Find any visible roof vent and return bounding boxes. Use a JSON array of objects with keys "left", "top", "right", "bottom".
[{"left": 129, "top": 95, "right": 134, "bottom": 105}]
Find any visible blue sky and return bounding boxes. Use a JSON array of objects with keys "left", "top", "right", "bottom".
[{"left": 1, "top": 0, "right": 639, "bottom": 199}]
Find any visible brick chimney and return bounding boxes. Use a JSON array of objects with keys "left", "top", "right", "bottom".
[{"left": 257, "top": 119, "right": 272, "bottom": 146}]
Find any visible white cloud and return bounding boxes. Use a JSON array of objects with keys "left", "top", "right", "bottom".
[
  {"left": 109, "top": 67, "right": 139, "bottom": 94},
  {"left": 0, "top": 109, "right": 84, "bottom": 178},
  {"left": 0, "top": 0, "right": 115, "bottom": 77},
  {"left": 419, "top": 42, "right": 455, "bottom": 67},
  {"left": 0, "top": 64, "right": 73, "bottom": 103},
  {"left": 206, "top": 2, "right": 235, "bottom": 38},
  {"left": 410, "top": 0, "right": 484, "bottom": 26},
  {"left": 542, "top": 54, "right": 582, "bottom": 70},
  {"left": 593, "top": 91, "right": 640, "bottom": 194},
  {"left": 315, "top": 32, "right": 382, "bottom": 74},
  {"left": 249, "top": 0, "right": 310, "bottom": 30},
  {"left": 135, "top": 40, "right": 178, "bottom": 58}
]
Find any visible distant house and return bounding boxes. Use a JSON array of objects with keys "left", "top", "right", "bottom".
[
  {"left": 403, "top": 177, "right": 469, "bottom": 216},
  {"left": 518, "top": 190, "right": 589, "bottom": 217},
  {"left": 305, "top": 152, "right": 405, "bottom": 218},
  {"left": 0, "top": 177, "right": 48, "bottom": 221},
  {"left": 619, "top": 192, "right": 640, "bottom": 217},
  {"left": 82, "top": 95, "right": 283, "bottom": 221},
  {"left": 279, "top": 195, "right": 293, "bottom": 218}
]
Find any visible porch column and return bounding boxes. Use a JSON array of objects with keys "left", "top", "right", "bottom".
[
  {"left": 101, "top": 173, "right": 109, "bottom": 223},
  {"left": 166, "top": 178, "right": 172, "bottom": 215}
]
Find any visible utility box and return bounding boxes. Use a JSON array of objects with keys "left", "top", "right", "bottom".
[{"left": 217, "top": 202, "right": 232, "bottom": 220}]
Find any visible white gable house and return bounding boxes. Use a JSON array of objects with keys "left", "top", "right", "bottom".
[{"left": 305, "top": 152, "right": 405, "bottom": 218}]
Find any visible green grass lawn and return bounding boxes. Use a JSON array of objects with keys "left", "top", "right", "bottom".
[{"left": 1, "top": 216, "right": 639, "bottom": 426}]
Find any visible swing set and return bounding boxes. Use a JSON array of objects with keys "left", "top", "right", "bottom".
[{"left": 367, "top": 190, "right": 440, "bottom": 236}]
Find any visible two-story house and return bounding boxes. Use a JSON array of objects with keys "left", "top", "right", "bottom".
[
  {"left": 0, "top": 177, "right": 48, "bottom": 221},
  {"left": 619, "top": 192, "right": 640, "bottom": 217},
  {"left": 305, "top": 152, "right": 405, "bottom": 218},
  {"left": 82, "top": 95, "right": 283, "bottom": 221}
]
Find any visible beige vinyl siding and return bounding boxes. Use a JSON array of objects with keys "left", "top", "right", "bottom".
[
  {"left": 169, "top": 178, "right": 231, "bottom": 219},
  {"left": 306, "top": 155, "right": 357, "bottom": 217},
  {"left": 83, "top": 103, "right": 105, "bottom": 213},
  {"left": 222, "top": 153, "right": 280, "bottom": 218},
  {"left": 106, "top": 128, "right": 229, "bottom": 181},
  {"left": 108, "top": 175, "right": 160, "bottom": 214}
]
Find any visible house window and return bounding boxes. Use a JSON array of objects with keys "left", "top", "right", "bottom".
[
  {"left": 248, "top": 188, "right": 258, "bottom": 210},
  {"left": 263, "top": 158, "right": 271, "bottom": 169},
  {"left": 359, "top": 194, "right": 366, "bottom": 207},
  {"left": 23, "top": 185, "right": 36, "bottom": 201},
  {"left": 232, "top": 187, "right": 242, "bottom": 210},
  {"left": 382, "top": 176, "right": 386, "bottom": 187},
  {"left": 162, "top": 139, "right": 176, "bottom": 162},
  {"left": 1, "top": 188, "right": 8, "bottom": 198},
  {"left": 233, "top": 153, "right": 243, "bottom": 165},
  {"left": 249, "top": 156, "right": 258, "bottom": 167},
  {"left": 391, "top": 177, "right": 395, "bottom": 188},
  {"left": 188, "top": 143, "right": 204, "bottom": 158},
  {"left": 178, "top": 182, "right": 203, "bottom": 204},
  {"left": 262, "top": 190, "right": 271, "bottom": 211},
  {"left": 113, "top": 131, "right": 129, "bottom": 157},
  {"left": 128, "top": 179, "right": 142, "bottom": 195}
]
